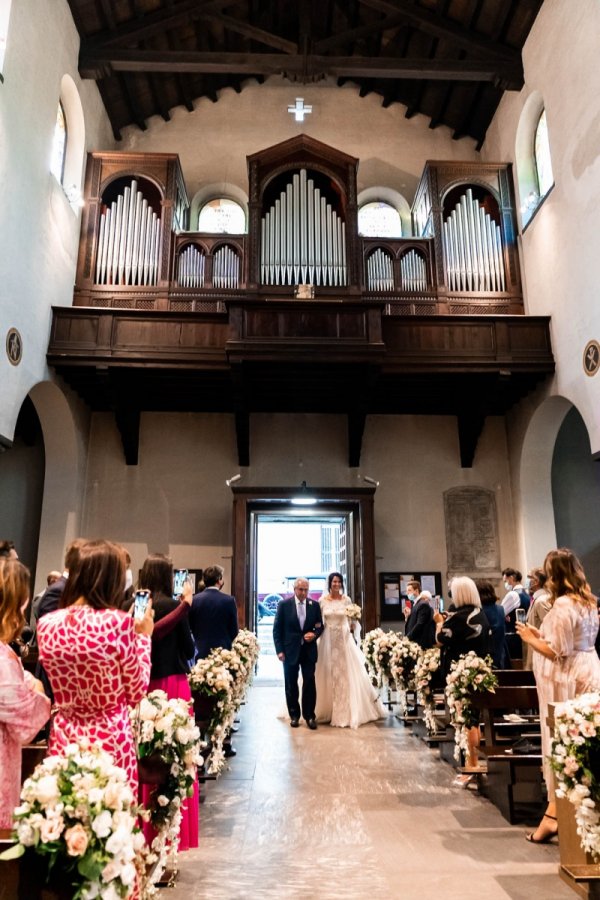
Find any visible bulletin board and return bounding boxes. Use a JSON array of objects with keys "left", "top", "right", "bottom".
[{"left": 379, "top": 571, "right": 443, "bottom": 622}]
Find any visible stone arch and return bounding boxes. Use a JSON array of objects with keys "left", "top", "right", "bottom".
[
  {"left": 190, "top": 183, "right": 249, "bottom": 232},
  {"left": 515, "top": 90, "right": 551, "bottom": 228},
  {"left": 357, "top": 186, "right": 411, "bottom": 236},
  {"left": 58, "top": 73, "right": 86, "bottom": 206},
  {"left": 28, "top": 381, "right": 87, "bottom": 593}
]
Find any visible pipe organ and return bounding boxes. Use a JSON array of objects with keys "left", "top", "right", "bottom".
[
  {"left": 213, "top": 245, "right": 240, "bottom": 289},
  {"left": 260, "top": 169, "right": 347, "bottom": 287},
  {"left": 367, "top": 249, "right": 394, "bottom": 291},
  {"left": 177, "top": 245, "right": 205, "bottom": 288},
  {"left": 400, "top": 250, "right": 427, "bottom": 292},
  {"left": 443, "top": 189, "right": 506, "bottom": 293},
  {"left": 95, "top": 180, "right": 161, "bottom": 286}
]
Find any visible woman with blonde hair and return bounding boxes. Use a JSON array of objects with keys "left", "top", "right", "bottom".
[
  {"left": 517, "top": 547, "right": 600, "bottom": 843},
  {"left": 0, "top": 559, "right": 51, "bottom": 829}
]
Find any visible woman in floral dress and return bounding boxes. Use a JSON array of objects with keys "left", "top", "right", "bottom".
[
  {"left": 37, "top": 539, "right": 153, "bottom": 792},
  {"left": 0, "top": 558, "right": 51, "bottom": 829},
  {"left": 315, "top": 572, "right": 386, "bottom": 728},
  {"left": 517, "top": 547, "right": 600, "bottom": 843}
]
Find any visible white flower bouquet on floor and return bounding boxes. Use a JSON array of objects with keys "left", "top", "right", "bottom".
[
  {"left": 390, "top": 637, "right": 422, "bottom": 714},
  {"left": 132, "top": 690, "right": 203, "bottom": 883},
  {"left": 414, "top": 647, "right": 442, "bottom": 733},
  {"left": 0, "top": 740, "right": 143, "bottom": 899},
  {"left": 445, "top": 652, "right": 497, "bottom": 761},
  {"left": 551, "top": 692, "right": 600, "bottom": 860}
]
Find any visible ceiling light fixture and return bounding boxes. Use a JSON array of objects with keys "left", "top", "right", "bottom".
[{"left": 225, "top": 474, "right": 241, "bottom": 487}]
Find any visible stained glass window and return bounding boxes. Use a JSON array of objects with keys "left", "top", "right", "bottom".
[
  {"left": 358, "top": 201, "right": 402, "bottom": 238},
  {"left": 50, "top": 102, "right": 67, "bottom": 184},
  {"left": 198, "top": 198, "right": 245, "bottom": 233},
  {"left": 534, "top": 109, "right": 554, "bottom": 199}
]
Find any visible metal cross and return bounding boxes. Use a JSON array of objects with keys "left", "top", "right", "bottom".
[{"left": 288, "top": 98, "right": 313, "bottom": 122}]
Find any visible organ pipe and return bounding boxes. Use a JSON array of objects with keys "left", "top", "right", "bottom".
[
  {"left": 177, "top": 245, "right": 205, "bottom": 288},
  {"left": 442, "top": 188, "right": 505, "bottom": 292},
  {"left": 95, "top": 180, "right": 161, "bottom": 286},
  {"left": 213, "top": 245, "right": 240, "bottom": 289},
  {"left": 261, "top": 168, "right": 347, "bottom": 286}
]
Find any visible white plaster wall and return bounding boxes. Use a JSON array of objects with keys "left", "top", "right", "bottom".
[
  {"left": 81, "top": 411, "right": 517, "bottom": 606},
  {"left": 0, "top": 0, "right": 114, "bottom": 442},
  {"left": 482, "top": 0, "right": 600, "bottom": 454},
  {"left": 119, "top": 75, "right": 479, "bottom": 211}
]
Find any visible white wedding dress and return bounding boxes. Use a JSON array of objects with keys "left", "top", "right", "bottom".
[{"left": 314, "top": 595, "right": 387, "bottom": 728}]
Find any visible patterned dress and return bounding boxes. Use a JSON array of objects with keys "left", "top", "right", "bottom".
[
  {"left": 0, "top": 643, "right": 51, "bottom": 829},
  {"left": 37, "top": 606, "right": 151, "bottom": 791}
]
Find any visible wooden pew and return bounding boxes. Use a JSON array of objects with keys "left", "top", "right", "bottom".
[{"left": 472, "top": 685, "right": 544, "bottom": 823}]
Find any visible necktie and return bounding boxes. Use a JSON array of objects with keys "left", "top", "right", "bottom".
[{"left": 297, "top": 600, "right": 306, "bottom": 629}]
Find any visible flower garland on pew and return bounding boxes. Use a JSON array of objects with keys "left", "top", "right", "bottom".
[
  {"left": 390, "top": 637, "right": 423, "bottom": 715},
  {"left": 0, "top": 740, "right": 145, "bottom": 899},
  {"left": 445, "top": 652, "right": 497, "bottom": 762},
  {"left": 188, "top": 654, "right": 235, "bottom": 774},
  {"left": 414, "top": 647, "right": 442, "bottom": 733},
  {"left": 551, "top": 692, "right": 600, "bottom": 861},
  {"left": 133, "top": 691, "right": 203, "bottom": 889},
  {"left": 362, "top": 628, "right": 386, "bottom": 685},
  {"left": 232, "top": 628, "right": 260, "bottom": 676},
  {"left": 362, "top": 628, "right": 401, "bottom": 689}
]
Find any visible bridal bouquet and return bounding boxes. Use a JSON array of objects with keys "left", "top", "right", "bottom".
[
  {"left": 445, "top": 652, "right": 497, "bottom": 761},
  {"left": 414, "top": 647, "right": 442, "bottom": 733},
  {"left": 188, "top": 654, "right": 236, "bottom": 774},
  {"left": 345, "top": 604, "right": 362, "bottom": 621},
  {"left": 390, "top": 637, "right": 422, "bottom": 714},
  {"left": 1, "top": 740, "right": 143, "bottom": 899},
  {"left": 551, "top": 692, "right": 600, "bottom": 860}
]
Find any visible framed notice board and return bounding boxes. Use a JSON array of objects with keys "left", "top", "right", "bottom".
[{"left": 379, "top": 571, "right": 443, "bottom": 622}]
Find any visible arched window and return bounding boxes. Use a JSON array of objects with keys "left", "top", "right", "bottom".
[
  {"left": 358, "top": 201, "right": 402, "bottom": 238},
  {"left": 50, "top": 102, "right": 67, "bottom": 184},
  {"left": 198, "top": 198, "right": 245, "bottom": 233},
  {"left": 0, "top": 0, "right": 13, "bottom": 81},
  {"left": 534, "top": 109, "right": 554, "bottom": 199}
]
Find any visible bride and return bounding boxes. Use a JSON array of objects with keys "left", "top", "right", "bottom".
[{"left": 315, "top": 572, "right": 387, "bottom": 728}]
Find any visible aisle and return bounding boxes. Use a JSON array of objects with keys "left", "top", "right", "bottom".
[{"left": 169, "top": 685, "right": 572, "bottom": 900}]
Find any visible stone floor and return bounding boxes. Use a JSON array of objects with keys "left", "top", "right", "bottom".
[{"left": 168, "top": 684, "right": 573, "bottom": 900}]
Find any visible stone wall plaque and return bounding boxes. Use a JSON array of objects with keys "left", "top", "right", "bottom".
[
  {"left": 444, "top": 487, "right": 500, "bottom": 573},
  {"left": 6, "top": 328, "right": 22, "bottom": 366},
  {"left": 583, "top": 340, "right": 600, "bottom": 377}
]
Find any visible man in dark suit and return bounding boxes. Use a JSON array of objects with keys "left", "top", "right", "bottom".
[
  {"left": 36, "top": 539, "right": 86, "bottom": 623},
  {"left": 189, "top": 564, "right": 239, "bottom": 660},
  {"left": 405, "top": 589, "right": 436, "bottom": 649},
  {"left": 273, "top": 576, "right": 323, "bottom": 729}
]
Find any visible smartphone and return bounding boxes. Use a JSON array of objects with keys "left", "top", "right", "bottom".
[
  {"left": 516, "top": 608, "right": 527, "bottom": 625},
  {"left": 132, "top": 590, "right": 150, "bottom": 620},
  {"left": 173, "top": 569, "right": 188, "bottom": 597}
]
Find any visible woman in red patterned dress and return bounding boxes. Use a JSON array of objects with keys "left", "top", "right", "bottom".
[{"left": 37, "top": 540, "right": 153, "bottom": 792}]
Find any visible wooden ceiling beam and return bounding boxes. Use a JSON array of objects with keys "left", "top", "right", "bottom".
[
  {"left": 315, "top": 10, "right": 407, "bottom": 53},
  {"left": 200, "top": 12, "right": 298, "bottom": 54},
  {"left": 358, "top": 0, "right": 522, "bottom": 65},
  {"left": 86, "top": 0, "right": 237, "bottom": 49},
  {"left": 79, "top": 49, "right": 523, "bottom": 87}
]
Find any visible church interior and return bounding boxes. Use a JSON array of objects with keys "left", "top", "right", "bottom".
[{"left": 1, "top": 0, "right": 600, "bottom": 897}]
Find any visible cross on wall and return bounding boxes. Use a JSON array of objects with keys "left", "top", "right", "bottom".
[{"left": 288, "top": 98, "right": 313, "bottom": 122}]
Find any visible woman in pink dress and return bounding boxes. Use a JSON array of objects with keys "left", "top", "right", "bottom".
[
  {"left": 37, "top": 539, "right": 153, "bottom": 792},
  {"left": 138, "top": 554, "right": 199, "bottom": 850},
  {"left": 0, "top": 559, "right": 51, "bottom": 830},
  {"left": 517, "top": 547, "right": 600, "bottom": 843}
]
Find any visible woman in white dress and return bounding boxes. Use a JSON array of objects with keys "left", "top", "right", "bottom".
[{"left": 315, "top": 573, "right": 387, "bottom": 728}]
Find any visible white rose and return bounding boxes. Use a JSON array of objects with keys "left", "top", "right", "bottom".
[
  {"left": 34, "top": 775, "right": 60, "bottom": 805},
  {"left": 139, "top": 698, "right": 158, "bottom": 721},
  {"left": 100, "top": 884, "right": 121, "bottom": 900},
  {"left": 105, "top": 826, "right": 131, "bottom": 856},
  {"left": 92, "top": 810, "right": 113, "bottom": 839},
  {"left": 120, "top": 862, "right": 136, "bottom": 886},
  {"left": 101, "top": 860, "right": 121, "bottom": 883},
  {"left": 40, "top": 815, "right": 65, "bottom": 842},
  {"left": 17, "top": 822, "right": 37, "bottom": 846},
  {"left": 87, "top": 787, "right": 104, "bottom": 805}
]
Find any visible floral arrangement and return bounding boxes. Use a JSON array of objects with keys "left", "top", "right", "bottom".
[
  {"left": 390, "top": 637, "right": 422, "bottom": 714},
  {"left": 232, "top": 629, "right": 260, "bottom": 672},
  {"left": 345, "top": 604, "right": 362, "bottom": 622},
  {"left": 0, "top": 740, "right": 143, "bottom": 899},
  {"left": 217, "top": 648, "right": 249, "bottom": 705},
  {"left": 414, "top": 647, "right": 442, "bottom": 733},
  {"left": 188, "top": 650, "right": 239, "bottom": 774},
  {"left": 132, "top": 691, "right": 203, "bottom": 882},
  {"left": 445, "top": 652, "right": 497, "bottom": 761},
  {"left": 363, "top": 629, "right": 402, "bottom": 688},
  {"left": 362, "top": 628, "right": 386, "bottom": 684},
  {"left": 551, "top": 692, "right": 600, "bottom": 860}
]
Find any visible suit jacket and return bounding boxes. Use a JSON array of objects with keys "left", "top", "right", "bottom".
[
  {"left": 36, "top": 576, "right": 67, "bottom": 621},
  {"left": 272, "top": 596, "right": 323, "bottom": 667},
  {"left": 405, "top": 599, "right": 435, "bottom": 649},
  {"left": 151, "top": 595, "right": 196, "bottom": 678},
  {"left": 189, "top": 587, "right": 239, "bottom": 660}
]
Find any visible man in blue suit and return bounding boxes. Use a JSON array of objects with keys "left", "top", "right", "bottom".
[
  {"left": 273, "top": 577, "right": 323, "bottom": 729},
  {"left": 190, "top": 564, "right": 239, "bottom": 660}
]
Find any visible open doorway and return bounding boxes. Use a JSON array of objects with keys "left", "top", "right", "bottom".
[{"left": 250, "top": 510, "right": 353, "bottom": 682}]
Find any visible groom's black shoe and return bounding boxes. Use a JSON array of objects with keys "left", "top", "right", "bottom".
[
  {"left": 290, "top": 718, "right": 300, "bottom": 728},
  {"left": 307, "top": 719, "right": 318, "bottom": 730}
]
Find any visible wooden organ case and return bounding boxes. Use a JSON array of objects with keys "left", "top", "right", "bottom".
[{"left": 51, "top": 136, "right": 553, "bottom": 470}]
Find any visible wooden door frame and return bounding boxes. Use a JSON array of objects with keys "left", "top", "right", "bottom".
[{"left": 231, "top": 486, "right": 377, "bottom": 631}]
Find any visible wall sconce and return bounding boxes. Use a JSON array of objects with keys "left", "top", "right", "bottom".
[
  {"left": 225, "top": 474, "right": 241, "bottom": 487},
  {"left": 362, "top": 475, "right": 379, "bottom": 487},
  {"left": 291, "top": 480, "right": 317, "bottom": 505}
]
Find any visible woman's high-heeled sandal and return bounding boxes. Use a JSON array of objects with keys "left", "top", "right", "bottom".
[{"left": 525, "top": 814, "right": 558, "bottom": 843}]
